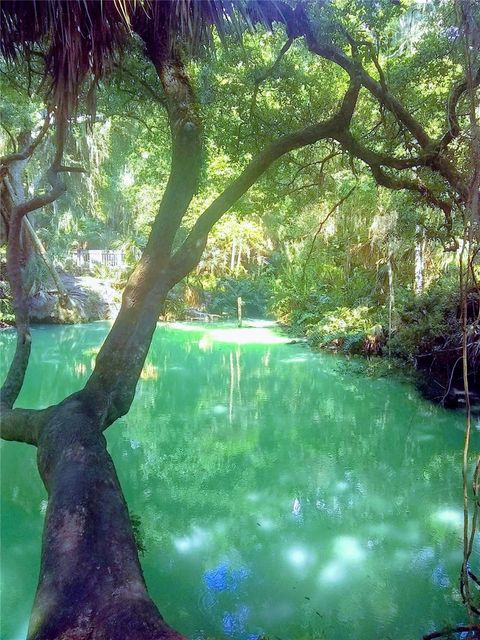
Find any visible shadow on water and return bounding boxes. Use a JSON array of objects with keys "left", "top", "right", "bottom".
[{"left": 1, "top": 321, "right": 479, "bottom": 639}]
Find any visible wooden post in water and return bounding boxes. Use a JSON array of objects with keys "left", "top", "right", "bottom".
[{"left": 237, "top": 296, "right": 242, "bottom": 328}]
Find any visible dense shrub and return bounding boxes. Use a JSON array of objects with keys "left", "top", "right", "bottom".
[
  {"left": 388, "top": 286, "right": 458, "bottom": 361},
  {"left": 306, "top": 305, "right": 384, "bottom": 355}
]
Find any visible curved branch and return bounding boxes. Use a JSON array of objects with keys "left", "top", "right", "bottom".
[
  {"left": 141, "top": 53, "right": 202, "bottom": 263},
  {"left": 335, "top": 130, "right": 454, "bottom": 215},
  {"left": 302, "top": 27, "right": 469, "bottom": 200},
  {"left": 169, "top": 77, "right": 361, "bottom": 282},
  {"left": 423, "top": 625, "right": 480, "bottom": 640},
  {"left": 335, "top": 130, "right": 430, "bottom": 170},
  {"left": 0, "top": 114, "right": 51, "bottom": 165},
  {"left": 0, "top": 111, "right": 68, "bottom": 412},
  {"left": 14, "top": 115, "right": 68, "bottom": 217},
  {"left": 440, "top": 67, "right": 480, "bottom": 149},
  {"left": 305, "top": 37, "right": 432, "bottom": 147}
]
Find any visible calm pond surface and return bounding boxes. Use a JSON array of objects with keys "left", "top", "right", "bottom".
[{"left": 1, "top": 321, "right": 479, "bottom": 640}]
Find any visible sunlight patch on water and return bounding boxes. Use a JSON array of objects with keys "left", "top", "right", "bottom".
[
  {"left": 166, "top": 322, "right": 292, "bottom": 344},
  {"left": 280, "top": 355, "right": 310, "bottom": 364},
  {"left": 12, "top": 622, "right": 29, "bottom": 640},
  {"left": 207, "top": 328, "right": 291, "bottom": 345},
  {"left": 140, "top": 363, "right": 158, "bottom": 380},
  {"left": 286, "top": 545, "right": 313, "bottom": 568},
  {"left": 256, "top": 517, "right": 276, "bottom": 531},
  {"left": 173, "top": 526, "right": 210, "bottom": 553},
  {"left": 333, "top": 536, "right": 365, "bottom": 563},
  {"left": 198, "top": 335, "right": 213, "bottom": 351},
  {"left": 433, "top": 508, "right": 463, "bottom": 527},
  {"left": 212, "top": 404, "right": 228, "bottom": 416},
  {"left": 319, "top": 538, "right": 365, "bottom": 586},
  {"left": 319, "top": 560, "right": 346, "bottom": 584}
]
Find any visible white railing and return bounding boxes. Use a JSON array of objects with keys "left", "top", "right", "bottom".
[{"left": 71, "top": 249, "right": 125, "bottom": 270}]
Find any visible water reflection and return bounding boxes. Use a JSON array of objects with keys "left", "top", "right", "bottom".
[{"left": 1, "top": 321, "right": 479, "bottom": 640}]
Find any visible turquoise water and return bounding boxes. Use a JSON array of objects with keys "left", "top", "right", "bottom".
[{"left": 1, "top": 321, "right": 479, "bottom": 640}]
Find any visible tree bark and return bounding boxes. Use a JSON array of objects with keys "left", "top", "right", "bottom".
[{"left": 28, "top": 397, "right": 184, "bottom": 640}]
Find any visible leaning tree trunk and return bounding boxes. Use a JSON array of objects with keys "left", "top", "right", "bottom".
[
  {"left": 28, "top": 396, "right": 184, "bottom": 640},
  {"left": 1, "top": 36, "right": 361, "bottom": 638}
]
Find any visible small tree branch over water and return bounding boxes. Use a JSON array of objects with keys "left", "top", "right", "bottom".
[{"left": 455, "top": 0, "right": 480, "bottom": 624}]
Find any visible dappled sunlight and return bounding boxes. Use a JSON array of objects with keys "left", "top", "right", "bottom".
[
  {"left": 318, "top": 538, "right": 366, "bottom": 587},
  {"left": 211, "top": 404, "right": 228, "bottom": 416},
  {"left": 74, "top": 362, "right": 86, "bottom": 377},
  {"left": 11, "top": 623, "right": 29, "bottom": 640},
  {"left": 206, "top": 327, "right": 291, "bottom": 345},
  {"left": 254, "top": 516, "right": 277, "bottom": 531},
  {"left": 319, "top": 560, "right": 347, "bottom": 585},
  {"left": 198, "top": 335, "right": 213, "bottom": 352},
  {"left": 285, "top": 545, "right": 315, "bottom": 569},
  {"left": 433, "top": 508, "right": 463, "bottom": 528},
  {"left": 333, "top": 536, "right": 366, "bottom": 564},
  {"left": 140, "top": 362, "right": 159, "bottom": 381},
  {"left": 173, "top": 526, "right": 210, "bottom": 554},
  {"left": 280, "top": 355, "right": 311, "bottom": 364}
]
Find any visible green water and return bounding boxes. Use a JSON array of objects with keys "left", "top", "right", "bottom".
[{"left": 1, "top": 321, "right": 479, "bottom": 640}]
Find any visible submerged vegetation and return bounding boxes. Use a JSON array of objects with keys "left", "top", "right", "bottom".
[{"left": 0, "top": 0, "right": 479, "bottom": 638}]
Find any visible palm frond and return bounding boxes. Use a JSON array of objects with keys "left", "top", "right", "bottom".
[
  {"left": 0, "top": 0, "right": 286, "bottom": 114},
  {"left": 1, "top": 0, "right": 130, "bottom": 115}
]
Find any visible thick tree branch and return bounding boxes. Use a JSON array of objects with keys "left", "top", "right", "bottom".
[
  {"left": 305, "top": 37, "right": 432, "bottom": 146},
  {"left": 81, "top": 51, "right": 203, "bottom": 426},
  {"left": 334, "top": 130, "right": 454, "bottom": 216},
  {"left": 334, "top": 130, "right": 430, "bottom": 170},
  {"left": 440, "top": 67, "right": 480, "bottom": 149},
  {"left": 0, "top": 197, "right": 33, "bottom": 410},
  {"left": 14, "top": 114, "right": 69, "bottom": 217},
  {"left": 169, "top": 77, "right": 361, "bottom": 281},
  {"left": 0, "top": 114, "right": 51, "bottom": 165},
  {"left": 301, "top": 26, "right": 469, "bottom": 201},
  {"left": 0, "top": 111, "right": 68, "bottom": 419}
]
